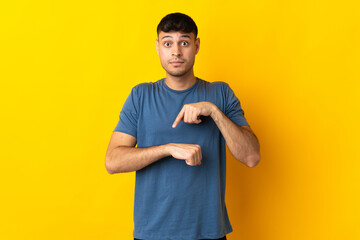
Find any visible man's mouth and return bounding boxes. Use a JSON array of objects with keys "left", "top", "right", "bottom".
[{"left": 170, "top": 61, "right": 184, "bottom": 65}]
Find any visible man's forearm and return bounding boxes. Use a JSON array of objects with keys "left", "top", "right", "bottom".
[
  {"left": 210, "top": 104, "right": 260, "bottom": 167},
  {"left": 106, "top": 145, "right": 170, "bottom": 174}
]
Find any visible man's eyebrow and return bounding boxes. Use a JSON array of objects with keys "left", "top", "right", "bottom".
[{"left": 161, "top": 34, "right": 192, "bottom": 40}]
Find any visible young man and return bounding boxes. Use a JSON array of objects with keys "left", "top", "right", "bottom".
[{"left": 105, "top": 12, "right": 260, "bottom": 240}]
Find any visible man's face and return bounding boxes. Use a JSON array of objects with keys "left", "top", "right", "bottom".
[{"left": 156, "top": 31, "right": 200, "bottom": 77}]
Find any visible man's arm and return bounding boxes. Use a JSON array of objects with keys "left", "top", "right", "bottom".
[
  {"left": 172, "top": 102, "right": 261, "bottom": 167},
  {"left": 105, "top": 132, "right": 202, "bottom": 174},
  {"left": 210, "top": 105, "right": 260, "bottom": 167}
]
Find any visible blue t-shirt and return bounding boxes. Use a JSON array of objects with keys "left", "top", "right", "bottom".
[{"left": 114, "top": 77, "right": 249, "bottom": 240}]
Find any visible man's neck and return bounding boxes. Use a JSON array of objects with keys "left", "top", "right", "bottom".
[{"left": 165, "top": 71, "right": 197, "bottom": 91}]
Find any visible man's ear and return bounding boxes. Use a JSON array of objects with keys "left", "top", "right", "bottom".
[
  {"left": 195, "top": 37, "right": 200, "bottom": 55},
  {"left": 156, "top": 39, "right": 159, "bottom": 55}
]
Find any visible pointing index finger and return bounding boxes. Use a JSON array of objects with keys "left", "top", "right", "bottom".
[{"left": 172, "top": 107, "right": 185, "bottom": 128}]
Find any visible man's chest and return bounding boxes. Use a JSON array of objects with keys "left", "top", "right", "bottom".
[{"left": 136, "top": 91, "right": 222, "bottom": 146}]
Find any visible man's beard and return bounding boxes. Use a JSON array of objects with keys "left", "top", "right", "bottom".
[{"left": 166, "top": 68, "right": 188, "bottom": 77}]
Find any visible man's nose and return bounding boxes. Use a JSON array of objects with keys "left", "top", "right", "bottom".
[{"left": 172, "top": 45, "right": 182, "bottom": 56}]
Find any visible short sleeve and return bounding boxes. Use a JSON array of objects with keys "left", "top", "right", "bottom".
[
  {"left": 113, "top": 86, "right": 139, "bottom": 138},
  {"left": 224, "top": 83, "right": 249, "bottom": 126}
]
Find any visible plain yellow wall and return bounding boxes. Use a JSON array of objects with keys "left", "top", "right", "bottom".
[{"left": 1, "top": 0, "right": 359, "bottom": 239}]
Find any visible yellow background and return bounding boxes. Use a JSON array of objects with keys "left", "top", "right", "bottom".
[{"left": 1, "top": 0, "right": 359, "bottom": 239}]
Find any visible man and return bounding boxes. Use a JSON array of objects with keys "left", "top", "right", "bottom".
[{"left": 105, "top": 12, "right": 260, "bottom": 240}]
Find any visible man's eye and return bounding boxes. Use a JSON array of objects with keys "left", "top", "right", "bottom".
[
  {"left": 181, "top": 41, "right": 188, "bottom": 46},
  {"left": 164, "top": 42, "right": 171, "bottom": 47}
]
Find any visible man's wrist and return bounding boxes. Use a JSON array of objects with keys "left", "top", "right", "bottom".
[
  {"left": 209, "top": 103, "right": 220, "bottom": 120},
  {"left": 162, "top": 143, "right": 173, "bottom": 156}
]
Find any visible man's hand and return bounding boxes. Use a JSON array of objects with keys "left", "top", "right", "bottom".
[
  {"left": 172, "top": 102, "right": 216, "bottom": 128},
  {"left": 167, "top": 143, "right": 202, "bottom": 166}
]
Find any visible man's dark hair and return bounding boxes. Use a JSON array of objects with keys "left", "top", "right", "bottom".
[{"left": 157, "top": 12, "right": 198, "bottom": 39}]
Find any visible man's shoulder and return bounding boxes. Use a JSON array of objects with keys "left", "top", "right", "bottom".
[
  {"left": 198, "top": 78, "right": 228, "bottom": 86},
  {"left": 131, "top": 79, "right": 163, "bottom": 92},
  {"left": 208, "top": 80, "right": 229, "bottom": 87},
  {"left": 199, "top": 79, "right": 229, "bottom": 91}
]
